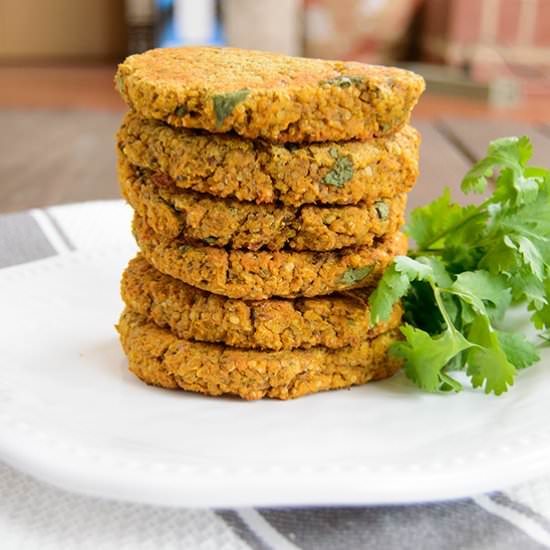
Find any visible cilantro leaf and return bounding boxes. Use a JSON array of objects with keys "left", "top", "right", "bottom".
[
  {"left": 479, "top": 235, "right": 519, "bottom": 275},
  {"left": 496, "top": 331, "right": 540, "bottom": 370},
  {"left": 405, "top": 187, "right": 466, "bottom": 249},
  {"left": 511, "top": 235, "right": 545, "bottom": 281},
  {"left": 461, "top": 136, "right": 532, "bottom": 195},
  {"left": 393, "top": 324, "right": 472, "bottom": 392},
  {"left": 493, "top": 168, "right": 540, "bottom": 206},
  {"left": 466, "top": 316, "right": 516, "bottom": 395},
  {"left": 394, "top": 255, "right": 433, "bottom": 280},
  {"left": 451, "top": 270, "right": 511, "bottom": 322},
  {"left": 495, "top": 199, "right": 550, "bottom": 239},
  {"left": 368, "top": 256, "right": 432, "bottom": 325},
  {"left": 512, "top": 271, "right": 547, "bottom": 309},
  {"left": 368, "top": 265, "right": 410, "bottom": 325},
  {"left": 529, "top": 278, "right": 550, "bottom": 329}
]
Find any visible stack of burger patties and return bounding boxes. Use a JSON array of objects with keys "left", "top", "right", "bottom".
[{"left": 115, "top": 47, "right": 424, "bottom": 400}]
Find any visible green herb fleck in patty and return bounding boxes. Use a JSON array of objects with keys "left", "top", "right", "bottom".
[
  {"left": 213, "top": 89, "right": 250, "bottom": 126},
  {"left": 340, "top": 266, "right": 373, "bottom": 286},
  {"left": 321, "top": 75, "right": 363, "bottom": 88},
  {"left": 323, "top": 148, "right": 354, "bottom": 187}
]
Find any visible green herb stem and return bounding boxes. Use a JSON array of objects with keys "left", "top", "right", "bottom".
[
  {"left": 431, "top": 283, "right": 454, "bottom": 331},
  {"left": 417, "top": 208, "right": 488, "bottom": 251}
]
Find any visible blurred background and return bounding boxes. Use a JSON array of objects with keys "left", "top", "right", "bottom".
[{"left": 1, "top": 0, "right": 549, "bottom": 213}]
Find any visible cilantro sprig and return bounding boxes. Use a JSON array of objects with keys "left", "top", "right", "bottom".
[{"left": 369, "top": 136, "right": 549, "bottom": 395}]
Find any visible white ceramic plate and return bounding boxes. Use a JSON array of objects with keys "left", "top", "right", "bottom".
[{"left": 1, "top": 247, "right": 550, "bottom": 508}]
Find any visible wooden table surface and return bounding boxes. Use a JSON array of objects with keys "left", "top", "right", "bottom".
[{"left": 1, "top": 110, "right": 549, "bottom": 215}]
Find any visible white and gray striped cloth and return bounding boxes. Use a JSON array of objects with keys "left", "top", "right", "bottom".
[{"left": 1, "top": 201, "right": 550, "bottom": 550}]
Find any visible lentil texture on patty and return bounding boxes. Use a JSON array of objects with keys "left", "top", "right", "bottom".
[
  {"left": 115, "top": 47, "right": 425, "bottom": 143},
  {"left": 119, "top": 155, "right": 407, "bottom": 251},
  {"left": 118, "top": 112, "right": 420, "bottom": 206},
  {"left": 122, "top": 255, "right": 403, "bottom": 350},
  {"left": 118, "top": 308, "right": 402, "bottom": 400},
  {"left": 133, "top": 214, "right": 408, "bottom": 299}
]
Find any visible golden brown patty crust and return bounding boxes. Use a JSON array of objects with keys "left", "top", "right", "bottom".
[
  {"left": 121, "top": 255, "right": 403, "bottom": 350},
  {"left": 118, "top": 308, "right": 402, "bottom": 400},
  {"left": 119, "top": 156, "right": 407, "bottom": 251},
  {"left": 118, "top": 112, "right": 420, "bottom": 206},
  {"left": 132, "top": 214, "right": 408, "bottom": 299},
  {"left": 115, "top": 47, "right": 425, "bottom": 143}
]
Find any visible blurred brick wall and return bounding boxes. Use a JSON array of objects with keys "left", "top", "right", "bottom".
[{"left": 422, "top": 0, "right": 550, "bottom": 94}]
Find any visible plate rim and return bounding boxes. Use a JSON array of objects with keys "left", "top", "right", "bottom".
[{"left": 1, "top": 401, "right": 550, "bottom": 507}]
